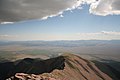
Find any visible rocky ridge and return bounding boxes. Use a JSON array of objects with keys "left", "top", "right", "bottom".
[{"left": 6, "top": 54, "right": 112, "bottom": 80}]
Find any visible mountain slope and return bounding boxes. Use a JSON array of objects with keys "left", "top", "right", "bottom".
[{"left": 4, "top": 54, "right": 112, "bottom": 80}]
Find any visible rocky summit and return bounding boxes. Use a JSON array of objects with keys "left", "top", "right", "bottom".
[{"left": 5, "top": 54, "right": 112, "bottom": 80}]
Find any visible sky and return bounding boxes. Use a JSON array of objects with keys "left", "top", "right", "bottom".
[{"left": 0, "top": 0, "right": 120, "bottom": 41}]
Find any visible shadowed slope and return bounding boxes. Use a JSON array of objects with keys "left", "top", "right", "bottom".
[
  {"left": 93, "top": 60, "right": 120, "bottom": 80},
  {"left": 0, "top": 56, "right": 65, "bottom": 80},
  {"left": 1, "top": 53, "right": 113, "bottom": 80}
]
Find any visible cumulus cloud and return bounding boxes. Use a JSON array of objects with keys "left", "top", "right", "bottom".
[
  {"left": 0, "top": 0, "right": 83, "bottom": 23},
  {"left": 89, "top": 0, "right": 120, "bottom": 16},
  {"left": 0, "top": 0, "right": 120, "bottom": 23}
]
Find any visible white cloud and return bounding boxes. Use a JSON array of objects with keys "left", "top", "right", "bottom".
[
  {"left": 83, "top": 0, "right": 96, "bottom": 4},
  {"left": 77, "top": 31, "right": 120, "bottom": 35},
  {"left": 0, "top": 31, "right": 120, "bottom": 41},
  {"left": 0, "top": 35, "right": 18, "bottom": 40},
  {"left": 0, "top": 35, "right": 10, "bottom": 37},
  {"left": 0, "top": 0, "right": 82, "bottom": 23},
  {"left": 101, "top": 31, "right": 120, "bottom": 35},
  {"left": 0, "top": 0, "right": 120, "bottom": 24},
  {"left": 1, "top": 22, "right": 14, "bottom": 24},
  {"left": 76, "top": 31, "right": 120, "bottom": 40},
  {"left": 89, "top": 0, "right": 120, "bottom": 16},
  {"left": 60, "top": 14, "right": 64, "bottom": 18}
]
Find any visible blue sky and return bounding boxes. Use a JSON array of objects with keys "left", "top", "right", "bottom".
[{"left": 0, "top": 1, "right": 120, "bottom": 40}]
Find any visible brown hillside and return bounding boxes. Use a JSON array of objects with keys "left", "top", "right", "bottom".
[{"left": 7, "top": 53, "right": 112, "bottom": 80}]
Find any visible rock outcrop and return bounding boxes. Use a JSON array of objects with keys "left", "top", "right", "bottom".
[{"left": 5, "top": 54, "right": 112, "bottom": 80}]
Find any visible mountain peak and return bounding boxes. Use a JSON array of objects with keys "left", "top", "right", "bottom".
[{"left": 5, "top": 53, "right": 112, "bottom": 80}]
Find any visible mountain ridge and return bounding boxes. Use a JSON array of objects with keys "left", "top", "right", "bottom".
[{"left": 1, "top": 53, "right": 113, "bottom": 80}]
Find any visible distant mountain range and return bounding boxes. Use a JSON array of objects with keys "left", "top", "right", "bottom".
[
  {"left": 0, "top": 40, "right": 120, "bottom": 55},
  {"left": 1, "top": 54, "right": 119, "bottom": 80},
  {"left": 0, "top": 40, "right": 120, "bottom": 47}
]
